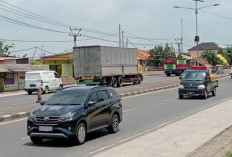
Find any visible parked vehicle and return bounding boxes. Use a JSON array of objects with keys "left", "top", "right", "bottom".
[
  {"left": 163, "top": 58, "right": 188, "bottom": 76},
  {"left": 27, "top": 86, "right": 122, "bottom": 145},
  {"left": 73, "top": 46, "right": 143, "bottom": 87},
  {"left": 178, "top": 66, "right": 218, "bottom": 99},
  {"left": 25, "top": 70, "right": 63, "bottom": 95}
]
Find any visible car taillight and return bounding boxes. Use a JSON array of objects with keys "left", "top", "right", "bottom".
[
  {"left": 119, "top": 98, "right": 122, "bottom": 102},
  {"left": 41, "top": 80, "right": 43, "bottom": 85}
]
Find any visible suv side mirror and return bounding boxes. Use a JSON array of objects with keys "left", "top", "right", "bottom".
[
  {"left": 87, "top": 101, "right": 96, "bottom": 106},
  {"left": 179, "top": 76, "right": 182, "bottom": 80},
  {"left": 40, "top": 101, "right": 46, "bottom": 106}
]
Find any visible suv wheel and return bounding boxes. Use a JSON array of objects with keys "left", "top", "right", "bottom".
[
  {"left": 75, "top": 123, "right": 86, "bottom": 145},
  {"left": 30, "top": 137, "right": 42, "bottom": 144},
  {"left": 43, "top": 86, "right": 49, "bottom": 94},
  {"left": 28, "top": 91, "right": 32, "bottom": 95},
  {"left": 109, "top": 114, "right": 119, "bottom": 133}
]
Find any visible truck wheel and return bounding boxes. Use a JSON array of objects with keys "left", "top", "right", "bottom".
[
  {"left": 112, "top": 77, "right": 117, "bottom": 88},
  {"left": 166, "top": 73, "right": 171, "bottom": 77},
  {"left": 179, "top": 95, "right": 184, "bottom": 99},
  {"left": 117, "top": 76, "right": 123, "bottom": 87},
  {"left": 212, "top": 89, "right": 216, "bottom": 96},
  {"left": 203, "top": 90, "right": 208, "bottom": 99},
  {"left": 28, "top": 91, "right": 32, "bottom": 95}
]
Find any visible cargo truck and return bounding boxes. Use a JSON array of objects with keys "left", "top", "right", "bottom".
[
  {"left": 73, "top": 46, "right": 143, "bottom": 87},
  {"left": 163, "top": 58, "right": 188, "bottom": 76}
]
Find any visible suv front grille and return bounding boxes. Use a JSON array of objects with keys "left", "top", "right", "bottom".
[{"left": 35, "top": 116, "right": 60, "bottom": 125}]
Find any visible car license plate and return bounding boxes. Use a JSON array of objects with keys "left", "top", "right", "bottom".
[
  {"left": 187, "top": 92, "right": 195, "bottom": 95},
  {"left": 30, "top": 84, "right": 36, "bottom": 87},
  {"left": 39, "top": 126, "right": 53, "bottom": 132}
]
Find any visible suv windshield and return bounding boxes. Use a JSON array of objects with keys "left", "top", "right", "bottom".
[
  {"left": 46, "top": 89, "right": 89, "bottom": 105},
  {"left": 182, "top": 71, "right": 206, "bottom": 81}
]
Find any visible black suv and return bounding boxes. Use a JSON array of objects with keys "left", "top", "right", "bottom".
[{"left": 27, "top": 86, "right": 122, "bottom": 145}]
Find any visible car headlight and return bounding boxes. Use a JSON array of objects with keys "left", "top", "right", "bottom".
[
  {"left": 198, "top": 85, "right": 205, "bottom": 89},
  {"left": 179, "top": 85, "right": 184, "bottom": 89},
  {"left": 29, "top": 112, "right": 36, "bottom": 121},
  {"left": 59, "top": 112, "right": 76, "bottom": 121}
]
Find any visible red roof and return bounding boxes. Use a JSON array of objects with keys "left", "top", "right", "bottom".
[
  {"left": 0, "top": 56, "right": 18, "bottom": 61},
  {"left": 37, "top": 57, "right": 73, "bottom": 61},
  {"left": 137, "top": 50, "right": 150, "bottom": 60}
]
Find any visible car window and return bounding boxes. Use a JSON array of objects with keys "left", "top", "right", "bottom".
[
  {"left": 107, "top": 89, "right": 118, "bottom": 98},
  {"left": 97, "top": 91, "right": 109, "bottom": 102},
  {"left": 88, "top": 93, "right": 97, "bottom": 102},
  {"left": 46, "top": 89, "right": 89, "bottom": 105},
  {"left": 54, "top": 72, "right": 60, "bottom": 78}
]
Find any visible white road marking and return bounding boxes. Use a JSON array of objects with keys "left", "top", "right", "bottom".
[
  {"left": 21, "top": 137, "right": 30, "bottom": 140},
  {"left": 163, "top": 97, "right": 178, "bottom": 101},
  {"left": 123, "top": 109, "right": 135, "bottom": 113}
]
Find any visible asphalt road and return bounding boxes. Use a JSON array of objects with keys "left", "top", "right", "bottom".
[
  {"left": 0, "top": 75, "right": 178, "bottom": 116},
  {"left": 0, "top": 77, "right": 232, "bottom": 157}
]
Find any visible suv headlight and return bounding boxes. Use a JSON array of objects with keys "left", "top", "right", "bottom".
[
  {"left": 179, "top": 85, "right": 184, "bottom": 89},
  {"left": 198, "top": 85, "right": 205, "bottom": 89},
  {"left": 29, "top": 112, "right": 36, "bottom": 121},
  {"left": 59, "top": 112, "right": 76, "bottom": 121}
]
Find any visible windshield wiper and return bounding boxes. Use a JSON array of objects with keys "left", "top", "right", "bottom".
[
  {"left": 47, "top": 103, "right": 67, "bottom": 106},
  {"left": 68, "top": 104, "right": 81, "bottom": 106}
]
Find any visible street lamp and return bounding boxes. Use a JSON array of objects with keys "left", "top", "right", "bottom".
[{"left": 174, "top": 0, "right": 220, "bottom": 66}]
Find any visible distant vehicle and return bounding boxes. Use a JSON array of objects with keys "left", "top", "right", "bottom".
[
  {"left": 25, "top": 70, "right": 63, "bottom": 95},
  {"left": 27, "top": 86, "right": 122, "bottom": 145},
  {"left": 163, "top": 58, "right": 188, "bottom": 76},
  {"left": 73, "top": 46, "right": 143, "bottom": 87},
  {"left": 178, "top": 66, "right": 218, "bottom": 99}
]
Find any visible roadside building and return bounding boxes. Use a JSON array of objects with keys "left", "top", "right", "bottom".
[
  {"left": 188, "top": 42, "right": 225, "bottom": 57},
  {"left": 0, "top": 56, "right": 18, "bottom": 64},
  {"left": 33, "top": 52, "right": 74, "bottom": 77},
  {"left": 0, "top": 64, "right": 44, "bottom": 92}
]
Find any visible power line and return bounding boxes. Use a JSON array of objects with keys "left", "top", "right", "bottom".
[
  {"left": 0, "top": 14, "right": 69, "bottom": 34},
  {"left": 201, "top": 10, "right": 232, "bottom": 20},
  {"left": 0, "top": 0, "right": 74, "bottom": 28},
  {"left": 11, "top": 47, "right": 37, "bottom": 53}
]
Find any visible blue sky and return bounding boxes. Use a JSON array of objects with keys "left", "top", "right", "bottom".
[{"left": 0, "top": 0, "right": 231, "bottom": 58}]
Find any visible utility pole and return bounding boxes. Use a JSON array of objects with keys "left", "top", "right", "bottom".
[
  {"left": 126, "top": 38, "right": 128, "bottom": 48},
  {"left": 181, "top": 18, "right": 183, "bottom": 53},
  {"left": 31, "top": 46, "right": 38, "bottom": 64},
  {"left": 122, "top": 31, "right": 124, "bottom": 48},
  {"left": 119, "top": 24, "right": 121, "bottom": 47},
  {"left": 69, "top": 27, "right": 81, "bottom": 47}
]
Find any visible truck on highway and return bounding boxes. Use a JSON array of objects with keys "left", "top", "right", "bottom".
[
  {"left": 73, "top": 46, "right": 143, "bottom": 87},
  {"left": 163, "top": 58, "right": 188, "bottom": 76},
  {"left": 178, "top": 66, "right": 218, "bottom": 99}
]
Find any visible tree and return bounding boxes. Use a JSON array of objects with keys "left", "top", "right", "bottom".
[
  {"left": 0, "top": 41, "right": 12, "bottom": 56},
  {"left": 201, "top": 50, "right": 221, "bottom": 66},
  {"left": 147, "top": 43, "right": 173, "bottom": 67}
]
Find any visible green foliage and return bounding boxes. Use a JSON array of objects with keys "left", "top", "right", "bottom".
[
  {"left": 146, "top": 43, "right": 173, "bottom": 67},
  {"left": 0, "top": 41, "right": 12, "bottom": 56},
  {"left": 177, "top": 53, "right": 183, "bottom": 58},
  {"left": 201, "top": 50, "right": 219, "bottom": 66}
]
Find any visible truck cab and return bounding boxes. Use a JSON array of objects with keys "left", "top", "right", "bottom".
[{"left": 178, "top": 66, "right": 218, "bottom": 99}]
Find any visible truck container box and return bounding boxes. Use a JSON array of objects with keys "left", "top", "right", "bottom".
[{"left": 73, "top": 46, "right": 138, "bottom": 78}]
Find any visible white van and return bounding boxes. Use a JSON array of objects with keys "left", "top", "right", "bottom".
[{"left": 25, "top": 70, "right": 63, "bottom": 95}]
